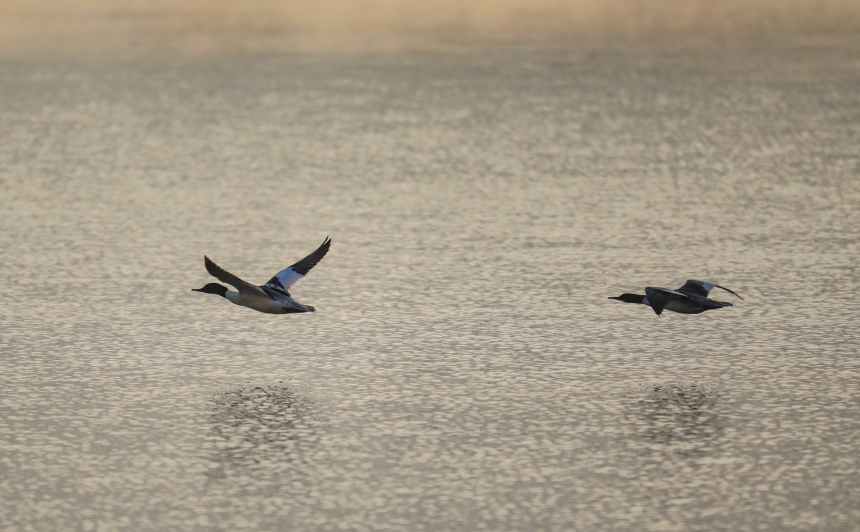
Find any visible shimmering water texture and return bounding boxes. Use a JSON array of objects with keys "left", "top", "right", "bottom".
[{"left": 2, "top": 44, "right": 860, "bottom": 530}]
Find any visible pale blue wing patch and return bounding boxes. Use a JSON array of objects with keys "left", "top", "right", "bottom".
[
  {"left": 676, "top": 280, "right": 713, "bottom": 298},
  {"left": 265, "top": 237, "right": 331, "bottom": 292}
]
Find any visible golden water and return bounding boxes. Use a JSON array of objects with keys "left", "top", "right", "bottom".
[{"left": 1, "top": 34, "right": 859, "bottom": 530}]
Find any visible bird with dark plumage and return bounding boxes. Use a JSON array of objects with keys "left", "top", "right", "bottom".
[
  {"left": 609, "top": 279, "right": 743, "bottom": 316},
  {"left": 192, "top": 237, "right": 331, "bottom": 314}
]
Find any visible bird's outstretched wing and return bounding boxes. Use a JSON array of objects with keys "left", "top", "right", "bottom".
[
  {"left": 644, "top": 287, "right": 677, "bottom": 316},
  {"left": 264, "top": 237, "right": 331, "bottom": 294},
  {"left": 204, "top": 256, "right": 263, "bottom": 294},
  {"left": 677, "top": 280, "right": 744, "bottom": 300}
]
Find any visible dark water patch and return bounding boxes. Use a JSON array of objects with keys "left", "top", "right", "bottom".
[
  {"left": 205, "top": 384, "right": 323, "bottom": 481},
  {"left": 625, "top": 382, "right": 725, "bottom": 460}
]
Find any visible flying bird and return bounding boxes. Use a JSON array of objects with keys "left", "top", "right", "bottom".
[
  {"left": 609, "top": 279, "right": 743, "bottom": 316},
  {"left": 192, "top": 237, "right": 331, "bottom": 314}
]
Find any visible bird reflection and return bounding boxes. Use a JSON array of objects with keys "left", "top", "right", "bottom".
[
  {"left": 634, "top": 383, "right": 723, "bottom": 457},
  {"left": 205, "top": 384, "right": 319, "bottom": 479}
]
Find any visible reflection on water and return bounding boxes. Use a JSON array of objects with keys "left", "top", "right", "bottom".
[
  {"left": 206, "top": 385, "right": 319, "bottom": 480},
  {"left": 634, "top": 383, "right": 723, "bottom": 458}
]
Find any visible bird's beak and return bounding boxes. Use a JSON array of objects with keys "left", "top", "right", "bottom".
[
  {"left": 191, "top": 288, "right": 202, "bottom": 292},
  {"left": 608, "top": 296, "right": 620, "bottom": 300}
]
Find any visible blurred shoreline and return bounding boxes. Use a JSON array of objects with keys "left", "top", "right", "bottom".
[{"left": 2, "top": 0, "right": 860, "bottom": 60}]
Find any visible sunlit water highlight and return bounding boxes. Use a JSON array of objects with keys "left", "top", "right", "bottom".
[{"left": 1, "top": 43, "right": 859, "bottom": 530}]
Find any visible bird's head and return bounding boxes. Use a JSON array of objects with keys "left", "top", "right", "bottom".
[
  {"left": 192, "top": 283, "right": 229, "bottom": 298},
  {"left": 609, "top": 293, "right": 646, "bottom": 304}
]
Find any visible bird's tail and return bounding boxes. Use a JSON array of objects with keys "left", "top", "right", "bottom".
[{"left": 283, "top": 302, "right": 315, "bottom": 314}]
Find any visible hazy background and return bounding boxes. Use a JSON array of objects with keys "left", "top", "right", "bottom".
[{"left": 2, "top": 0, "right": 860, "bottom": 59}]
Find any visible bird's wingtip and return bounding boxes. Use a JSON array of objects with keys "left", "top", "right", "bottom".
[{"left": 713, "top": 282, "right": 744, "bottom": 301}]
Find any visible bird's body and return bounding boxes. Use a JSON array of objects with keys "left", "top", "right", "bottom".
[
  {"left": 192, "top": 237, "right": 331, "bottom": 315},
  {"left": 610, "top": 280, "right": 743, "bottom": 316},
  {"left": 642, "top": 287, "right": 734, "bottom": 314},
  {"left": 224, "top": 288, "right": 311, "bottom": 314}
]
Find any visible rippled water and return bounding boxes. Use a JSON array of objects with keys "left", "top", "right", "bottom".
[{"left": 2, "top": 43, "right": 860, "bottom": 530}]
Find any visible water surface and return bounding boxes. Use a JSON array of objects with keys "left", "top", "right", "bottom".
[{"left": 1, "top": 43, "right": 860, "bottom": 530}]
